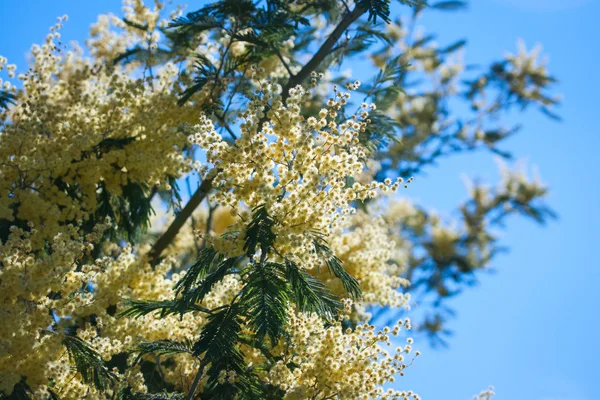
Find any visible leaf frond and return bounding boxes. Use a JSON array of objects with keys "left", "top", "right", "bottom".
[
  {"left": 313, "top": 239, "right": 361, "bottom": 299},
  {"left": 285, "top": 260, "right": 342, "bottom": 319},
  {"left": 241, "top": 262, "right": 289, "bottom": 343},
  {"left": 62, "top": 335, "right": 117, "bottom": 392},
  {"left": 133, "top": 339, "right": 194, "bottom": 365},
  {"left": 244, "top": 204, "right": 276, "bottom": 258}
]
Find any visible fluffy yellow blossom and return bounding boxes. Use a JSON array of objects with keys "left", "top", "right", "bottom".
[
  {"left": 0, "top": 19, "right": 200, "bottom": 246},
  {"left": 192, "top": 76, "right": 401, "bottom": 268},
  {"left": 0, "top": 222, "right": 109, "bottom": 397},
  {"left": 264, "top": 309, "right": 420, "bottom": 400},
  {"left": 473, "top": 386, "right": 496, "bottom": 400},
  {"left": 322, "top": 211, "right": 411, "bottom": 310}
]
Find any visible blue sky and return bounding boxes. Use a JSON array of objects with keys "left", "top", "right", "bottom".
[{"left": 1, "top": 1, "right": 598, "bottom": 399}]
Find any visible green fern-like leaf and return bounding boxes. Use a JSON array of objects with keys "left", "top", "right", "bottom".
[
  {"left": 241, "top": 262, "right": 289, "bottom": 343},
  {"left": 431, "top": 1, "right": 467, "bottom": 10},
  {"left": 357, "top": 0, "right": 392, "bottom": 23},
  {"left": 176, "top": 256, "right": 238, "bottom": 313},
  {"left": 399, "top": 0, "right": 429, "bottom": 7},
  {"left": 118, "top": 299, "right": 179, "bottom": 319},
  {"left": 92, "top": 180, "right": 154, "bottom": 242},
  {"left": 244, "top": 204, "right": 276, "bottom": 258},
  {"left": 62, "top": 336, "right": 117, "bottom": 392},
  {"left": 177, "top": 54, "right": 217, "bottom": 106},
  {"left": 313, "top": 239, "right": 361, "bottom": 299},
  {"left": 173, "top": 247, "right": 221, "bottom": 294},
  {"left": 191, "top": 304, "right": 249, "bottom": 396},
  {"left": 119, "top": 299, "right": 212, "bottom": 319},
  {"left": 284, "top": 260, "right": 342, "bottom": 319},
  {"left": 0, "top": 90, "right": 16, "bottom": 111},
  {"left": 192, "top": 304, "right": 242, "bottom": 360},
  {"left": 116, "top": 386, "right": 185, "bottom": 400},
  {"left": 133, "top": 339, "right": 194, "bottom": 365}
]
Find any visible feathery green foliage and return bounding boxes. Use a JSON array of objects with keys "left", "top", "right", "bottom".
[
  {"left": 39, "top": 0, "right": 560, "bottom": 395},
  {"left": 119, "top": 299, "right": 213, "bottom": 319},
  {"left": 0, "top": 90, "right": 16, "bottom": 110},
  {"left": 190, "top": 304, "right": 259, "bottom": 397},
  {"left": 119, "top": 299, "right": 181, "bottom": 319},
  {"left": 133, "top": 339, "right": 194, "bottom": 365},
  {"left": 176, "top": 256, "right": 238, "bottom": 314},
  {"left": 62, "top": 336, "right": 117, "bottom": 392},
  {"left": 192, "top": 304, "right": 242, "bottom": 360},
  {"left": 173, "top": 247, "right": 221, "bottom": 294},
  {"left": 284, "top": 260, "right": 342, "bottom": 319},
  {"left": 358, "top": 0, "right": 392, "bottom": 23},
  {"left": 116, "top": 387, "right": 185, "bottom": 400},
  {"left": 313, "top": 238, "right": 362, "bottom": 299},
  {"left": 240, "top": 262, "right": 289, "bottom": 343},
  {"left": 243, "top": 204, "right": 276, "bottom": 259},
  {"left": 92, "top": 180, "right": 154, "bottom": 242}
]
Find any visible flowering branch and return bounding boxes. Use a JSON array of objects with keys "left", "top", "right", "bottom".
[{"left": 148, "top": 5, "right": 369, "bottom": 264}]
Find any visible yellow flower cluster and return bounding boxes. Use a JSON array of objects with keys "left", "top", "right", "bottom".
[
  {"left": 323, "top": 211, "right": 411, "bottom": 309},
  {"left": 263, "top": 309, "right": 420, "bottom": 400},
  {"left": 88, "top": 0, "right": 185, "bottom": 63},
  {"left": 0, "top": 17, "right": 200, "bottom": 245},
  {"left": 0, "top": 3, "right": 206, "bottom": 395},
  {"left": 0, "top": 217, "right": 246, "bottom": 398},
  {"left": 0, "top": 221, "right": 109, "bottom": 397},
  {"left": 82, "top": 247, "right": 243, "bottom": 396},
  {"left": 473, "top": 386, "right": 495, "bottom": 400},
  {"left": 192, "top": 74, "right": 402, "bottom": 267},
  {"left": 0, "top": 2, "right": 431, "bottom": 398},
  {"left": 504, "top": 39, "right": 557, "bottom": 103}
]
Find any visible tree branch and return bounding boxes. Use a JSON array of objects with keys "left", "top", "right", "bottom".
[
  {"left": 281, "top": 4, "right": 367, "bottom": 102},
  {"left": 186, "top": 357, "right": 209, "bottom": 400},
  {"left": 275, "top": 50, "right": 295, "bottom": 78},
  {"left": 148, "top": 6, "right": 368, "bottom": 265},
  {"left": 148, "top": 174, "right": 216, "bottom": 266},
  {"left": 214, "top": 112, "right": 238, "bottom": 140}
]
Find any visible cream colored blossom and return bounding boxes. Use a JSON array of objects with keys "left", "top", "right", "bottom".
[{"left": 191, "top": 76, "right": 400, "bottom": 269}]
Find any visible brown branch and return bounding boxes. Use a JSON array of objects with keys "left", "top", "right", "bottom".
[
  {"left": 281, "top": 4, "right": 367, "bottom": 102},
  {"left": 214, "top": 112, "right": 238, "bottom": 140},
  {"left": 275, "top": 50, "right": 295, "bottom": 77},
  {"left": 148, "top": 174, "right": 216, "bottom": 266},
  {"left": 186, "top": 357, "right": 209, "bottom": 400}
]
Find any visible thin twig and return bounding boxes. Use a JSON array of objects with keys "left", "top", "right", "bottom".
[
  {"left": 275, "top": 50, "right": 295, "bottom": 77},
  {"left": 214, "top": 112, "right": 238, "bottom": 140}
]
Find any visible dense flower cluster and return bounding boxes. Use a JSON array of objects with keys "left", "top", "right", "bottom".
[
  {"left": 192, "top": 75, "right": 403, "bottom": 267},
  {"left": 0, "top": 222, "right": 109, "bottom": 396},
  {"left": 87, "top": 0, "right": 189, "bottom": 63},
  {"left": 0, "top": 9, "right": 420, "bottom": 398},
  {"left": 0, "top": 19, "right": 199, "bottom": 245},
  {"left": 473, "top": 386, "right": 495, "bottom": 400},
  {"left": 324, "top": 211, "right": 411, "bottom": 310},
  {"left": 0, "top": 219, "right": 244, "bottom": 398},
  {"left": 264, "top": 309, "right": 420, "bottom": 400}
]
